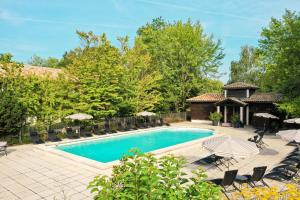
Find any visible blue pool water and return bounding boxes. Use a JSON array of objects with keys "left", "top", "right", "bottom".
[{"left": 56, "top": 128, "right": 213, "bottom": 163}]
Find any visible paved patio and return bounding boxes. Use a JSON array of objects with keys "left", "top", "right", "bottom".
[{"left": 0, "top": 122, "right": 296, "bottom": 200}]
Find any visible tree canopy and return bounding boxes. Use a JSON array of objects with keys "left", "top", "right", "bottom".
[
  {"left": 0, "top": 18, "right": 226, "bottom": 135},
  {"left": 229, "top": 46, "right": 263, "bottom": 86},
  {"left": 137, "top": 18, "right": 224, "bottom": 111}
]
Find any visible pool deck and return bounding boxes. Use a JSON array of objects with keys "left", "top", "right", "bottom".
[{"left": 0, "top": 122, "right": 296, "bottom": 199}]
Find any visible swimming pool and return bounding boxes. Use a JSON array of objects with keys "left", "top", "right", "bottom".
[{"left": 56, "top": 128, "right": 214, "bottom": 163}]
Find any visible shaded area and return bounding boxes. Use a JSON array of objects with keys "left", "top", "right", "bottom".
[{"left": 259, "top": 148, "right": 279, "bottom": 155}]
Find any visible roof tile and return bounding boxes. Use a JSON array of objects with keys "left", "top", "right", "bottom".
[
  {"left": 223, "top": 82, "right": 259, "bottom": 89},
  {"left": 187, "top": 93, "right": 225, "bottom": 102},
  {"left": 242, "top": 92, "right": 282, "bottom": 103}
]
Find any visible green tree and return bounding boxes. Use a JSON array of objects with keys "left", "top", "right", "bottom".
[
  {"left": 120, "top": 36, "right": 163, "bottom": 113},
  {"left": 138, "top": 18, "right": 224, "bottom": 112},
  {"left": 259, "top": 10, "right": 300, "bottom": 98},
  {"left": 0, "top": 54, "right": 27, "bottom": 136},
  {"left": 88, "top": 149, "right": 221, "bottom": 200},
  {"left": 229, "top": 46, "right": 263, "bottom": 85},
  {"left": 65, "top": 31, "right": 126, "bottom": 119},
  {"left": 258, "top": 10, "right": 300, "bottom": 117},
  {"left": 28, "top": 55, "right": 60, "bottom": 68}
]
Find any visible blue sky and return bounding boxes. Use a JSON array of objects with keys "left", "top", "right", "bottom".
[{"left": 0, "top": 0, "right": 299, "bottom": 82}]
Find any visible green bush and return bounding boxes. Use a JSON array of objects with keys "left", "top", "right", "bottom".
[
  {"left": 88, "top": 149, "right": 221, "bottom": 200},
  {"left": 231, "top": 113, "right": 240, "bottom": 124},
  {"left": 209, "top": 112, "right": 223, "bottom": 122}
]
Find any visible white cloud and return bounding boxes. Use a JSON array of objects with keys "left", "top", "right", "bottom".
[
  {"left": 135, "top": 0, "right": 267, "bottom": 23},
  {"left": 0, "top": 9, "right": 133, "bottom": 29}
]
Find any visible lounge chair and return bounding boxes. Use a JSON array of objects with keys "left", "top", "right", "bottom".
[
  {"left": 248, "top": 133, "right": 267, "bottom": 149},
  {"left": 92, "top": 125, "right": 104, "bottom": 135},
  {"left": 236, "top": 166, "right": 269, "bottom": 187},
  {"left": 0, "top": 141, "right": 7, "bottom": 156},
  {"left": 210, "top": 170, "right": 239, "bottom": 199},
  {"left": 274, "top": 163, "right": 300, "bottom": 182},
  {"left": 29, "top": 131, "right": 43, "bottom": 144},
  {"left": 47, "top": 129, "right": 61, "bottom": 142},
  {"left": 125, "top": 119, "right": 132, "bottom": 130},
  {"left": 80, "top": 126, "right": 93, "bottom": 137},
  {"left": 66, "top": 127, "right": 79, "bottom": 139}
]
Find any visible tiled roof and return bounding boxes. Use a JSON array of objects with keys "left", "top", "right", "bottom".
[
  {"left": 223, "top": 82, "right": 259, "bottom": 89},
  {"left": 215, "top": 97, "right": 248, "bottom": 106},
  {"left": 187, "top": 93, "right": 225, "bottom": 102},
  {"left": 242, "top": 92, "right": 282, "bottom": 103}
]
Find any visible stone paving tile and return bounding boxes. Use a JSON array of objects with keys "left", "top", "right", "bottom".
[{"left": 0, "top": 123, "right": 297, "bottom": 199}]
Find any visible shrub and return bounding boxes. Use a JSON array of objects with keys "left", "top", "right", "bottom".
[
  {"left": 88, "top": 149, "right": 221, "bottom": 200},
  {"left": 209, "top": 112, "right": 223, "bottom": 122},
  {"left": 231, "top": 113, "right": 240, "bottom": 124}
]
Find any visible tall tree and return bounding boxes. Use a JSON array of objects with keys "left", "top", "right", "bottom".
[
  {"left": 0, "top": 54, "right": 27, "bottom": 136},
  {"left": 137, "top": 18, "right": 224, "bottom": 111},
  {"left": 120, "top": 36, "right": 163, "bottom": 113},
  {"left": 229, "top": 46, "right": 263, "bottom": 85},
  {"left": 65, "top": 31, "right": 126, "bottom": 119},
  {"left": 259, "top": 10, "right": 300, "bottom": 98},
  {"left": 258, "top": 10, "right": 300, "bottom": 117}
]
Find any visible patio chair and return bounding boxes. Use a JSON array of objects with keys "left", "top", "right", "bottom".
[
  {"left": 249, "top": 133, "right": 267, "bottom": 149},
  {"left": 130, "top": 118, "right": 138, "bottom": 130},
  {"left": 47, "top": 129, "right": 61, "bottom": 142},
  {"left": 66, "top": 127, "right": 79, "bottom": 139},
  {"left": 210, "top": 170, "right": 239, "bottom": 198},
  {"left": 266, "top": 163, "right": 300, "bottom": 181},
  {"left": 236, "top": 166, "right": 269, "bottom": 187},
  {"left": 0, "top": 141, "right": 7, "bottom": 156},
  {"left": 92, "top": 125, "right": 104, "bottom": 135},
  {"left": 80, "top": 126, "right": 93, "bottom": 137}
]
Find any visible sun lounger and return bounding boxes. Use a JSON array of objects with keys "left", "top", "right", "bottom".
[
  {"left": 30, "top": 131, "right": 43, "bottom": 144},
  {"left": 80, "top": 126, "right": 93, "bottom": 137},
  {"left": 0, "top": 142, "right": 7, "bottom": 156},
  {"left": 47, "top": 129, "right": 61, "bottom": 142}
]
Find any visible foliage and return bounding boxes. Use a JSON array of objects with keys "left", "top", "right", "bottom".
[
  {"left": 229, "top": 46, "right": 264, "bottom": 86},
  {"left": 209, "top": 112, "right": 223, "bottom": 122},
  {"left": 257, "top": 10, "right": 300, "bottom": 117},
  {"left": 64, "top": 31, "right": 128, "bottom": 119},
  {"left": 1, "top": 18, "right": 226, "bottom": 136},
  {"left": 231, "top": 113, "right": 240, "bottom": 124},
  {"left": 0, "top": 55, "right": 27, "bottom": 136},
  {"left": 88, "top": 149, "right": 221, "bottom": 200},
  {"left": 277, "top": 97, "right": 300, "bottom": 118},
  {"left": 233, "top": 183, "right": 300, "bottom": 200},
  {"left": 137, "top": 18, "right": 224, "bottom": 112},
  {"left": 259, "top": 10, "right": 300, "bottom": 98},
  {"left": 28, "top": 55, "right": 61, "bottom": 68}
]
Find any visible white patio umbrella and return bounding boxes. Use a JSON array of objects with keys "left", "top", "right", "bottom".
[
  {"left": 284, "top": 118, "right": 300, "bottom": 124},
  {"left": 254, "top": 113, "right": 279, "bottom": 119},
  {"left": 276, "top": 129, "right": 300, "bottom": 143},
  {"left": 136, "top": 111, "right": 156, "bottom": 117},
  {"left": 202, "top": 136, "right": 259, "bottom": 159},
  {"left": 65, "top": 113, "right": 93, "bottom": 120}
]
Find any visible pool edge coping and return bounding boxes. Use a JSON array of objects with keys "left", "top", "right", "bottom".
[{"left": 36, "top": 126, "right": 224, "bottom": 170}]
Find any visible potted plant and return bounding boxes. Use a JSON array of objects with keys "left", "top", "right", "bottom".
[
  {"left": 231, "top": 113, "right": 240, "bottom": 128},
  {"left": 209, "top": 112, "right": 223, "bottom": 126}
]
